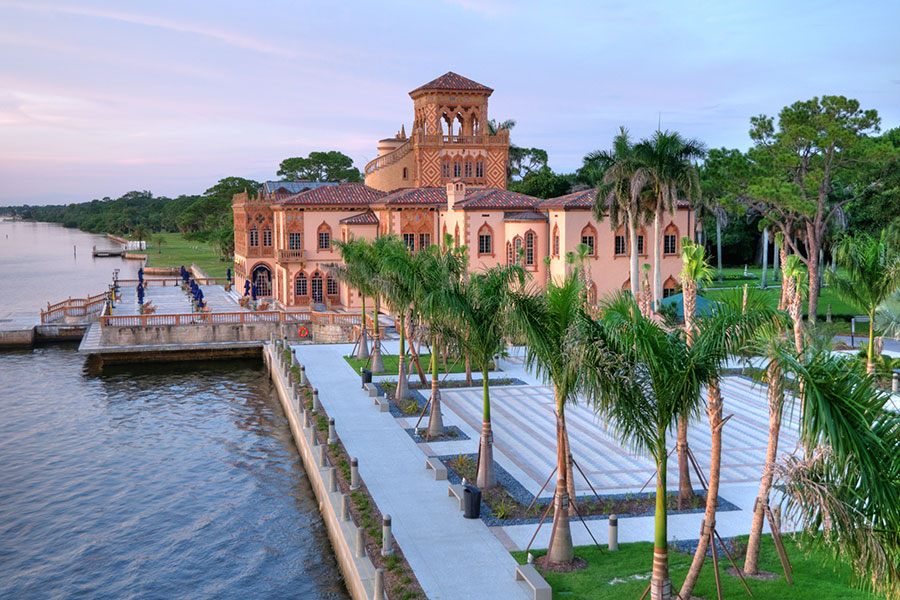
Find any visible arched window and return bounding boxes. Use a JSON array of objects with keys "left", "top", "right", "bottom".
[
  {"left": 614, "top": 226, "right": 626, "bottom": 256},
  {"left": 506, "top": 242, "right": 513, "bottom": 264},
  {"left": 262, "top": 226, "right": 272, "bottom": 247},
  {"left": 663, "top": 276, "right": 679, "bottom": 298},
  {"left": 513, "top": 236, "right": 523, "bottom": 265},
  {"left": 477, "top": 223, "right": 493, "bottom": 255},
  {"left": 580, "top": 224, "right": 597, "bottom": 256},
  {"left": 464, "top": 160, "right": 473, "bottom": 179},
  {"left": 453, "top": 161, "right": 461, "bottom": 178},
  {"left": 552, "top": 224, "right": 560, "bottom": 256},
  {"left": 442, "top": 159, "right": 451, "bottom": 179},
  {"left": 249, "top": 226, "right": 259, "bottom": 247},
  {"left": 317, "top": 222, "right": 332, "bottom": 250},
  {"left": 475, "top": 161, "right": 484, "bottom": 179},
  {"left": 664, "top": 223, "right": 679, "bottom": 255},
  {"left": 637, "top": 228, "right": 647, "bottom": 256},
  {"left": 524, "top": 231, "right": 536, "bottom": 267},
  {"left": 295, "top": 272, "right": 308, "bottom": 297},
  {"left": 326, "top": 276, "right": 339, "bottom": 296}
]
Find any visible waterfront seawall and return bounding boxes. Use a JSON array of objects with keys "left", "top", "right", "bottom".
[{"left": 262, "top": 343, "right": 384, "bottom": 600}]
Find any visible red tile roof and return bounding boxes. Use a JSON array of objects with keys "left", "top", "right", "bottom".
[
  {"left": 410, "top": 72, "right": 492, "bottom": 94},
  {"left": 457, "top": 188, "right": 540, "bottom": 210},
  {"left": 340, "top": 211, "right": 379, "bottom": 225},
  {"left": 504, "top": 211, "right": 548, "bottom": 222},
  {"left": 539, "top": 188, "right": 599, "bottom": 210},
  {"left": 279, "top": 183, "right": 385, "bottom": 206},
  {"left": 379, "top": 187, "right": 447, "bottom": 206}
]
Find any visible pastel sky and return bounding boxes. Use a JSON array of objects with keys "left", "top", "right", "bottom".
[{"left": 1, "top": 0, "right": 898, "bottom": 205}]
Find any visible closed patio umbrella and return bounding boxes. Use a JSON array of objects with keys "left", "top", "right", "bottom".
[
  {"left": 137, "top": 283, "right": 144, "bottom": 305},
  {"left": 251, "top": 283, "right": 257, "bottom": 301},
  {"left": 243, "top": 280, "right": 250, "bottom": 296}
]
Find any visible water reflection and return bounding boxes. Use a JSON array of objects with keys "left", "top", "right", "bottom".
[{"left": 0, "top": 347, "right": 349, "bottom": 600}]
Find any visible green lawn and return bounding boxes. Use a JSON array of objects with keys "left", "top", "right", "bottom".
[
  {"left": 140, "top": 233, "right": 232, "bottom": 278},
  {"left": 512, "top": 535, "right": 877, "bottom": 600},
  {"left": 343, "top": 353, "right": 473, "bottom": 375},
  {"left": 700, "top": 286, "right": 860, "bottom": 318}
]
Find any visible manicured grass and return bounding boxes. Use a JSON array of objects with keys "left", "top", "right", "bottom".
[
  {"left": 701, "top": 286, "right": 860, "bottom": 318},
  {"left": 141, "top": 233, "right": 232, "bottom": 278},
  {"left": 512, "top": 535, "right": 877, "bottom": 600},
  {"left": 343, "top": 353, "right": 470, "bottom": 375}
]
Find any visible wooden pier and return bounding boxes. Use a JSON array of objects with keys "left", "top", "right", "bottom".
[{"left": 92, "top": 245, "right": 124, "bottom": 257}]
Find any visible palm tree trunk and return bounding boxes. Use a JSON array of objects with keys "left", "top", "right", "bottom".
[
  {"left": 761, "top": 227, "right": 769, "bottom": 289},
  {"left": 654, "top": 208, "right": 663, "bottom": 310},
  {"left": 562, "top": 413, "right": 577, "bottom": 514},
  {"left": 475, "top": 367, "right": 496, "bottom": 489},
  {"left": 679, "top": 379, "right": 724, "bottom": 598},
  {"left": 790, "top": 286, "right": 803, "bottom": 354},
  {"left": 867, "top": 310, "right": 876, "bottom": 375},
  {"left": 356, "top": 294, "right": 369, "bottom": 360},
  {"left": 651, "top": 430, "right": 672, "bottom": 600},
  {"left": 778, "top": 244, "right": 789, "bottom": 310},
  {"left": 676, "top": 418, "right": 694, "bottom": 508},
  {"left": 395, "top": 311, "right": 409, "bottom": 401},
  {"left": 630, "top": 214, "right": 639, "bottom": 297},
  {"left": 371, "top": 295, "right": 385, "bottom": 372},
  {"left": 716, "top": 218, "right": 723, "bottom": 283},
  {"left": 547, "top": 391, "right": 574, "bottom": 563},
  {"left": 427, "top": 336, "right": 444, "bottom": 437},
  {"left": 744, "top": 360, "right": 784, "bottom": 575}
]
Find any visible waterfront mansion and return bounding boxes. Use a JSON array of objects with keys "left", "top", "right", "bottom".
[{"left": 232, "top": 72, "right": 691, "bottom": 310}]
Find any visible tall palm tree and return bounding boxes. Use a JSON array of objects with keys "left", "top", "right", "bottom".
[
  {"left": 368, "top": 234, "right": 396, "bottom": 373},
  {"left": 509, "top": 271, "right": 585, "bottom": 564},
  {"left": 375, "top": 235, "right": 419, "bottom": 401},
  {"left": 633, "top": 130, "right": 706, "bottom": 309},
  {"left": 415, "top": 244, "right": 466, "bottom": 438},
  {"left": 676, "top": 239, "right": 712, "bottom": 508},
  {"left": 744, "top": 257, "right": 805, "bottom": 574},
  {"left": 827, "top": 231, "right": 900, "bottom": 374},
  {"left": 575, "top": 294, "right": 714, "bottom": 600},
  {"left": 679, "top": 287, "right": 776, "bottom": 598},
  {"left": 449, "top": 264, "right": 524, "bottom": 489},
  {"left": 331, "top": 237, "right": 374, "bottom": 360},
  {"left": 591, "top": 127, "right": 652, "bottom": 297}
]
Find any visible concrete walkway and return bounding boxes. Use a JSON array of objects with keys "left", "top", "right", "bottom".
[{"left": 294, "top": 341, "right": 532, "bottom": 600}]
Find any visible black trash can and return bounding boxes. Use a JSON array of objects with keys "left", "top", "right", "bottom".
[
  {"left": 360, "top": 368, "right": 372, "bottom": 388},
  {"left": 463, "top": 485, "right": 481, "bottom": 519}
]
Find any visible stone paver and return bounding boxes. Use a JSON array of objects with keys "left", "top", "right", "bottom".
[{"left": 113, "top": 282, "right": 244, "bottom": 315}]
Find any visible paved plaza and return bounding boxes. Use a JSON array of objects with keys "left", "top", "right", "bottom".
[{"left": 292, "top": 340, "right": 816, "bottom": 599}]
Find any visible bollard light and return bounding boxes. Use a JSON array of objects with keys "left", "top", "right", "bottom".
[
  {"left": 608, "top": 514, "right": 618, "bottom": 551},
  {"left": 381, "top": 515, "right": 393, "bottom": 556},
  {"left": 350, "top": 458, "right": 360, "bottom": 490},
  {"left": 327, "top": 418, "right": 336, "bottom": 444}
]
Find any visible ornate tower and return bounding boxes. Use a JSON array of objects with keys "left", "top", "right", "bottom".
[{"left": 364, "top": 72, "right": 509, "bottom": 191}]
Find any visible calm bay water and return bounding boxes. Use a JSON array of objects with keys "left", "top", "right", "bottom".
[{"left": 0, "top": 221, "right": 348, "bottom": 599}]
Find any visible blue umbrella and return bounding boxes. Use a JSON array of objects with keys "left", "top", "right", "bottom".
[
  {"left": 226, "top": 268, "right": 231, "bottom": 282},
  {"left": 137, "top": 283, "right": 144, "bottom": 304},
  {"left": 244, "top": 280, "right": 250, "bottom": 296},
  {"left": 251, "top": 283, "right": 257, "bottom": 301}
]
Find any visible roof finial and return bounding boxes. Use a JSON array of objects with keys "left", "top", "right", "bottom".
[{"left": 400, "top": 124, "right": 406, "bottom": 138}]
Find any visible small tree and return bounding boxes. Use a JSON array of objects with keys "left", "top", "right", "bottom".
[{"left": 827, "top": 231, "right": 900, "bottom": 374}]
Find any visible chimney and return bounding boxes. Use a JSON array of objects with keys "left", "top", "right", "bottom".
[{"left": 446, "top": 179, "right": 466, "bottom": 211}]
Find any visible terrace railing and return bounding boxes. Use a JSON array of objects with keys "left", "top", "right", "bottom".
[
  {"left": 42, "top": 291, "right": 111, "bottom": 323},
  {"left": 99, "top": 309, "right": 362, "bottom": 327}
]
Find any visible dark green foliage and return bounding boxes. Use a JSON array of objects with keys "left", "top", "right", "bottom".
[
  {"left": 276, "top": 151, "right": 361, "bottom": 182},
  {"left": 507, "top": 166, "right": 572, "bottom": 198}
]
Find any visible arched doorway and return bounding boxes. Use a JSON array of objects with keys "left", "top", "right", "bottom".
[
  {"left": 311, "top": 272, "right": 324, "bottom": 303},
  {"left": 251, "top": 264, "right": 272, "bottom": 297}
]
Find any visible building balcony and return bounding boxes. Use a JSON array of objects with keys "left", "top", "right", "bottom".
[{"left": 277, "top": 249, "right": 307, "bottom": 263}]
